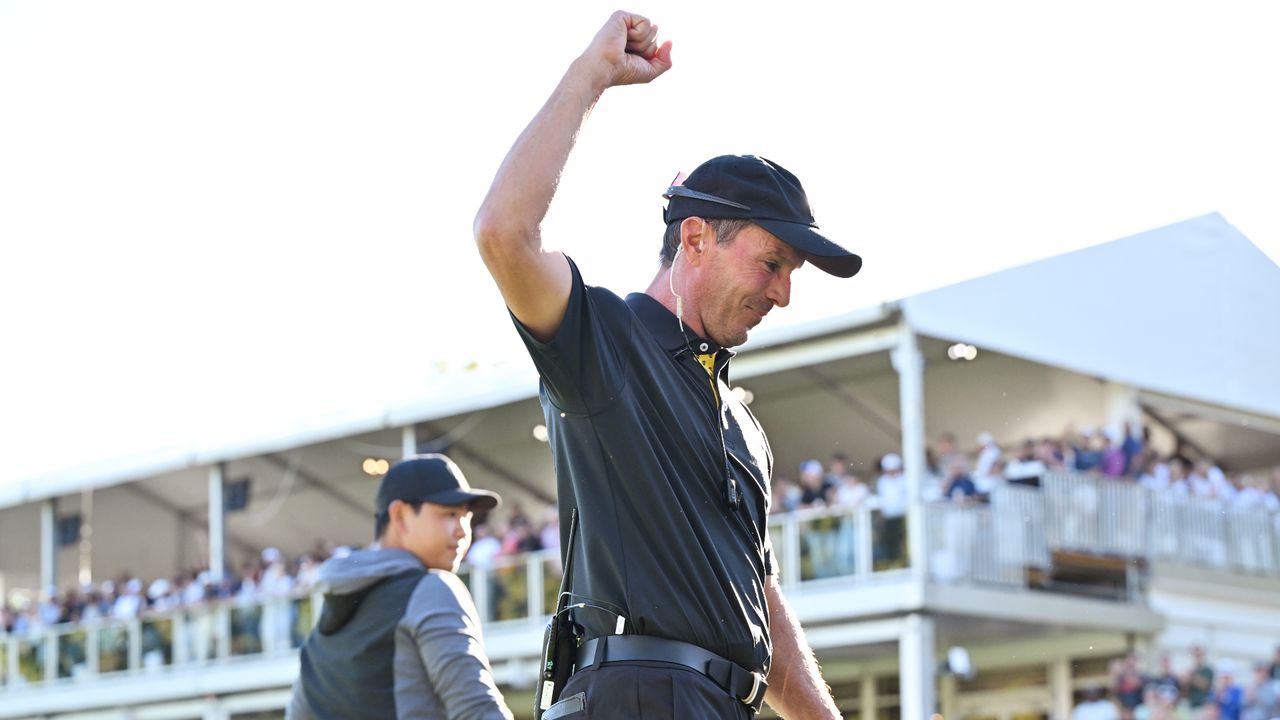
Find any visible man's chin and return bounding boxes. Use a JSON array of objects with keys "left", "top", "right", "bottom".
[{"left": 714, "top": 331, "right": 749, "bottom": 348}]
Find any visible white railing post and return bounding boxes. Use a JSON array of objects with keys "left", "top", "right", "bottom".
[
  {"left": 527, "top": 553, "right": 544, "bottom": 619},
  {"left": 856, "top": 504, "right": 874, "bottom": 581},
  {"left": 891, "top": 324, "right": 928, "bottom": 582},
  {"left": 214, "top": 604, "right": 231, "bottom": 660},
  {"left": 86, "top": 623, "right": 100, "bottom": 675},
  {"left": 782, "top": 512, "right": 801, "bottom": 590},
  {"left": 471, "top": 568, "right": 489, "bottom": 625},
  {"left": 172, "top": 612, "right": 188, "bottom": 666},
  {"left": 4, "top": 634, "right": 15, "bottom": 688},
  {"left": 128, "top": 618, "right": 142, "bottom": 672},
  {"left": 261, "top": 599, "right": 278, "bottom": 656},
  {"left": 43, "top": 630, "right": 57, "bottom": 684}
]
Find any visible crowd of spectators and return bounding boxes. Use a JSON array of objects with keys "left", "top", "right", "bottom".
[
  {"left": 0, "top": 503, "right": 560, "bottom": 638},
  {"left": 0, "top": 542, "right": 336, "bottom": 637},
  {"left": 5, "top": 422, "right": 1278, "bottom": 639},
  {"left": 461, "top": 501, "right": 560, "bottom": 571},
  {"left": 1072, "top": 646, "right": 1280, "bottom": 720},
  {"left": 770, "top": 423, "right": 1280, "bottom": 517}
]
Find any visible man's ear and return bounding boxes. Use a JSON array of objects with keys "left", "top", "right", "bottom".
[
  {"left": 680, "top": 217, "right": 710, "bottom": 260},
  {"left": 388, "top": 500, "right": 409, "bottom": 532}
]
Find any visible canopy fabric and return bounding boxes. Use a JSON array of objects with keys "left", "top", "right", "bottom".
[{"left": 902, "top": 213, "right": 1280, "bottom": 421}]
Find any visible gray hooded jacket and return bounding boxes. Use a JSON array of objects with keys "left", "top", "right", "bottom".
[{"left": 287, "top": 548, "right": 512, "bottom": 720}]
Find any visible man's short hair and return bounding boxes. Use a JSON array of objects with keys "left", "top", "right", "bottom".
[{"left": 659, "top": 218, "right": 754, "bottom": 266}]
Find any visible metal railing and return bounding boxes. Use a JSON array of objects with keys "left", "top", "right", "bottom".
[
  {"left": 926, "top": 484, "right": 1051, "bottom": 588},
  {"left": 767, "top": 500, "right": 911, "bottom": 588},
  {"left": 1, "top": 504, "right": 916, "bottom": 691},
  {"left": 5, "top": 476, "right": 1277, "bottom": 692},
  {"left": 1043, "top": 473, "right": 1150, "bottom": 557},
  {"left": 1148, "top": 491, "right": 1280, "bottom": 576},
  {"left": 1, "top": 593, "right": 316, "bottom": 689},
  {"left": 1045, "top": 472, "right": 1280, "bottom": 577}
]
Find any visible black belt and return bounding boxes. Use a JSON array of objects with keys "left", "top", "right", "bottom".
[{"left": 576, "top": 635, "right": 768, "bottom": 712}]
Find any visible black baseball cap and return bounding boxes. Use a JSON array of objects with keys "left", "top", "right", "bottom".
[
  {"left": 662, "top": 155, "right": 862, "bottom": 278},
  {"left": 375, "top": 454, "right": 500, "bottom": 514}
]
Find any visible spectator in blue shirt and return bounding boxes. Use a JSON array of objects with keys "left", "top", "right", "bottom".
[{"left": 1217, "top": 667, "right": 1245, "bottom": 720}]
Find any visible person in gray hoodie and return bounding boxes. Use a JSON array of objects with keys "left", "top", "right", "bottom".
[{"left": 287, "top": 454, "right": 514, "bottom": 720}]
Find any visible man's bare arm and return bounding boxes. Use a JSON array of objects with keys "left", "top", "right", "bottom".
[
  {"left": 764, "top": 575, "right": 841, "bottom": 719},
  {"left": 473, "top": 11, "right": 672, "bottom": 342}
]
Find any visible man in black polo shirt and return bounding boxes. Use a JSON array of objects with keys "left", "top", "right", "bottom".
[{"left": 474, "top": 12, "right": 860, "bottom": 720}]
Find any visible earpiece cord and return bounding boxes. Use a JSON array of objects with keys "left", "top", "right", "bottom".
[{"left": 670, "top": 244, "right": 698, "bottom": 357}]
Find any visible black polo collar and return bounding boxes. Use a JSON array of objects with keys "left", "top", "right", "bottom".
[{"left": 625, "top": 292, "right": 733, "bottom": 358}]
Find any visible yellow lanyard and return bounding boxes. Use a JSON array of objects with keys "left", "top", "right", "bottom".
[{"left": 696, "top": 353, "right": 719, "bottom": 405}]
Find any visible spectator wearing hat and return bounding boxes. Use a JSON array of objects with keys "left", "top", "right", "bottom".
[
  {"left": 874, "top": 453, "right": 909, "bottom": 567},
  {"left": 475, "top": 11, "right": 856, "bottom": 719},
  {"left": 798, "top": 459, "right": 835, "bottom": 508},
  {"left": 972, "top": 427, "right": 1003, "bottom": 497},
  {"left": 288, "top": 454, "right": 512, "bottom": 720}
]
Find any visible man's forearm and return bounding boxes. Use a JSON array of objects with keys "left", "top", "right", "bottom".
[{"left": 764, "top": 577, "right": 841, "bottom": 719}]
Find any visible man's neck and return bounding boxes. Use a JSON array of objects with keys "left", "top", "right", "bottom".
[{"left": 645, "top": 267, "right": 705, "bottom": 338}]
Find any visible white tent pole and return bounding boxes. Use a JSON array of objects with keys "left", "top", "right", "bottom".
[
  {"left": 208, "top": 463, "right": 226, "bottom": 584},
  {"left": 892, "top": 322, "right": 928, "bottom": 581},
  {"left": 40, "top": 497, "right": 58, "bottom": 600},
  {"left": 402, "top": 425, "right": 417, "bottom": 459},
  {"left": 899, "top": 612, "right": 937, "bottom": 720}
]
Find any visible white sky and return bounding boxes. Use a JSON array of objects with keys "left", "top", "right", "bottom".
[{"left": 2, "top": 1, "right": 1278, "bottom": 487}]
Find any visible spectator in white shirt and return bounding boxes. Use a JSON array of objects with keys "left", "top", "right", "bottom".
[
  {"left": 1072, "top": 686, "right": 1120, "bottom": 720},
  {"left": 1189, "top": 460, "right": 1217, "bottom": 499},
  {"left": 833, "top": 468, "right": 871, "bottom": 509},
  {"left": 1005, "top": 438, "right": 1047, "bottom": 486},
  {"left": 112, "top": 578, "right": 145, "bottom": 621},
  {"left": 1166, "top": 458, "right": 1191, "bottom": 496},
  {"left": 973, "top": 431, "right": 1003, "bottom": 495},
  {"left": 1230, "top": 474, "right": 1263, "bottom": 512},
  {"left": 1262, "top": 467, "right": 1280, "bottom": 512},
  {"left": 1208, "top": 464, "right": 1236, "bottom": 504},
  {"left": 874, "top": 453, "right": 909, "bottom": 566},
  {"left": 1138, "top": 457, "right": 1170, "bottom": 492},
  {"left": 465, "top": 522, "right": 503, "bottom": 570}
]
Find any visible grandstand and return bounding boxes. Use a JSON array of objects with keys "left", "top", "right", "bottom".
[{"left": 3, "top": 212, "right": 1279, "bottom": 719}]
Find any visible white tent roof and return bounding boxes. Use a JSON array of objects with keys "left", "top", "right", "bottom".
[{"left": 902, "top": 213, "right": 1280, "bottom": 421}]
